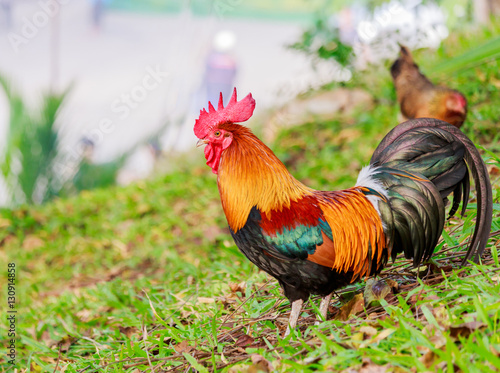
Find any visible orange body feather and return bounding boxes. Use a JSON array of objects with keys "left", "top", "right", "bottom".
[{"left": 216, "top": 122, "right": 386, "bottom": 281}]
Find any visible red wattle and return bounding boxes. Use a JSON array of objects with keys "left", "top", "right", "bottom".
[{"left": 204, "top": 144, "right": 223, "bottom": 174}]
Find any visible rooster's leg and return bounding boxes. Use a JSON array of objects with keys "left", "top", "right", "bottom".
[
  {"left": 315, "top": 292, "right": 333, "bottom": 325},
  {"left": 284, "top": 299, "right": 304, "bottom": 336}
]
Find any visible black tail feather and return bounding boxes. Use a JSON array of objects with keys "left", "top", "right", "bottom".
[
  {"left": 371, "top": 167, "right": 445, "bottom": 265},
  {"left": 371, "top": 118, "right": 492, "bottom": 265}
]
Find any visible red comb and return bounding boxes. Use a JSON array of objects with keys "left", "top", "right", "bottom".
[{"left": 194, "top": 88, "right": 256, "bottom": 139}]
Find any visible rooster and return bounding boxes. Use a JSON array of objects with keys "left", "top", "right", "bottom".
[
  {"left": 391, "top": 45, "right": 468, "bottom": 128},
  {"left": 194, "top": 89, "right": 492, "bottom": 334}
]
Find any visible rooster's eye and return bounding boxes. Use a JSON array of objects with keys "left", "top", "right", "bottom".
[{"left": 214, "top": 131, "right": 221, "bottom": 137}]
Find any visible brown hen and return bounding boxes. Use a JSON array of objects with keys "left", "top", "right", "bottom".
[{"left": 391, "top": 45, "right": 467, "bottom": 128}]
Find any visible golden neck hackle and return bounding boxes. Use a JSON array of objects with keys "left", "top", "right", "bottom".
[{"left": 216, "top": 124, "right": 313, "bottom": 232}]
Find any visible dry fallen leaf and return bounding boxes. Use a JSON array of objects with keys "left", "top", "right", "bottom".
[
  {"left": 359, "top": 364, "right": 388, "bottom": 373},
  {"left": 350, "top": 332, "right": 365, "bottom": 343},
  {"left": 174, "top": 340, "right": 193, "bottom": 353},
  {"left": 38, "top": 356, "right": 59, "bottom": 364},
  {"left": 490, "top": 345, "right": 500, "bottom": 357},
  {"left": 197, "top": 297, "right": 215, "bottom": 304},
  {"left": 410, "top": 293, "right": 439, "bottom": 305},
  {"left": 118, "top": 326, "right": 139, "bottom": 339},
  {"left": 338, "top": 293, "right": 365, "bottom": 321},
  {"left": 419, "top": 350, "right": 438, "bottom": 369},
  {"left": 235, "top": 334, "right": 255, "bottom": 347},
  {"left": 336, "top": 128, "right": 362, "bottom": 145},
  {"left": 227, "top": 363, "right": 246, "bottom": 373},
  {"left": 0, "top": 217, "right": 11, "bottom": 229},
  {"left": 358, "top": 358, "right": 389, "bottom": 373},
  {"left": 364, "top": 278, "right": 397, "bottom": 307},
  {"left": 360, "top": 325, "right": 378, "bottom": 337},
  {"left": 432, "top": 306, "right": 450, "bottom": 328},
  {"left": 247, "top": 354, "right": 273, "bottom": 373},
  {"left": 55, "top": 336, "right": 78, "bottom": 353},
  {"left": 76, "top": 309, "right": 93, "bottom": 322},
  {"left": 230, "top": 281, "right": 247, "bottom": 294},
  {"left": 359, "top": 328, "right": 395, "bottom": 348},
  {"left": 22, "top": 235, "right": 45, "bottom": 250},
  {"left": 449, "top": 321, "right": 486, "bottom": 339},
  {"left": 30, "top": 361, "right": 43, "bottom": 372},
  {"left": 373, "top": 328, "right": 395, "bottom": 343},
  {"left": 1, "top": 234, "right": 17, "bottom": 247},
  {"left": 421, "top": 324, "right": 446, "bottom": 352},
  {"left": 216, "top": 295, "right": 239, "bottom": 306}
]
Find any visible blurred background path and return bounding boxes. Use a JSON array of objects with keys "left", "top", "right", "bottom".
[{"left": 0, "top": 0, "right": 321, "bottom": 163}]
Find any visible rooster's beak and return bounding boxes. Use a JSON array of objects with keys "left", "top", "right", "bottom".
[{"left": 196, "top": 138, "right": 209, "bottom": 147}]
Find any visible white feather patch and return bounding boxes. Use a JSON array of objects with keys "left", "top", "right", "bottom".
[{"left": 355, "top": 165, "right": 388, "bottom": 217}]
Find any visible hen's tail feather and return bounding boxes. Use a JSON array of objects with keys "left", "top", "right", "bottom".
[{"left": 371, "top": 118, "right": 492, "bottom": 264}]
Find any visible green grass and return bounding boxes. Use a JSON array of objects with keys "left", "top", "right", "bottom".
[{"left": 1, "top": 24, "right": 500, "bottom": 372}]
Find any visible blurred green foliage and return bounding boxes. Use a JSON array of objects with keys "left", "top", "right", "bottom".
[
  {"left": 431, "top": 36, "right": 500, "bottom": 76},
  {"left": 289, "top": 1, "right": 500, "bottom": 73},
  {"left": 419, "top": 24, "right": 500, "bottom": 147},
  {"left": 289, "top": 15, "right": 353, "bottom": 67},
  {"left": 72, "top": 157, "right": 126, "bottom": 192},
  {"left": 0, "top": 78, "right": 66, "bottom": 205},
  {"left": 107, "top": 0, "right": 325, "bottom": 22},
  {"left": 0, "top": 79, "right": 132, "bottom": 207}
]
